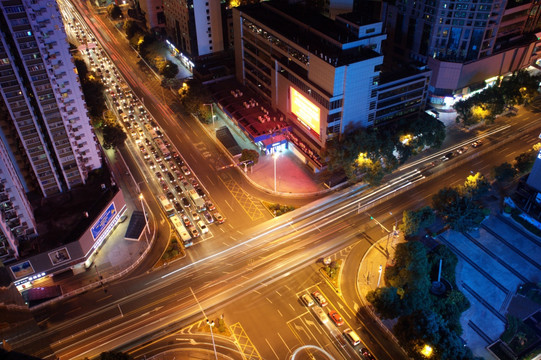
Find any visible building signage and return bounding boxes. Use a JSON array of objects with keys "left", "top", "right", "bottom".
[
  {"left": 48, "top": 247, "right": 71, "bottom": 266},
  {"left": 290, "top": 87, "right": 321, "bottom": 135},
  {"left": 90, "top": 202, "right": 116, "bottom": 240},
  {"left": 10, "top": 260, "right": 35, "bottom": 279}
]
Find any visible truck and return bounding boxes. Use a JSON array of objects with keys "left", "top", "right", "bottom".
[{"left": 188, "top": 189, "right": 206, "bottom": 212}]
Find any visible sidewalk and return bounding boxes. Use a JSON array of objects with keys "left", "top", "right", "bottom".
[{"left": 357, "top": 233, "right": 404, "bottom": 330}]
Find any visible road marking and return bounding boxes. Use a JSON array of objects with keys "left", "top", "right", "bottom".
[
  {"left": 97, "top": 294, "right": 112, "bottom": 302},
  {"left": 289, "top": 303, "right": 295, "bottom": 311},
  {"left": 266, "top": 297, "right": 273, "bottom": 304},
  {"left": 265, "top": 338, "right": 280, "bottom": 360},
  {"left": 65, "top": 307, "right": 81, "bottom": 315},
  {"left": 275, "top": 290, "right": 282, "bottom": 296},
  {"left": 224, "top": 199, "right": 235, "bottom": 212},
  {"left": 277, "top": 309, "right": 283, "bottom": 317},
  {"left": 277, "top": 332, "right": 291, "bottom": 352}
]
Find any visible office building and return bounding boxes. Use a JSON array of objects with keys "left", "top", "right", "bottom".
[
  {"left": 382, "top": 0, "right": 541, "bottom": 104},
  {"left": 164, "top": 0, "right": 224, "bottom": 60},
  {"left": 132, "top": 0, "right": 165, "bottom": 32},
  {"left": 233, "top": 2, "right": 430, "bottom": 171}
]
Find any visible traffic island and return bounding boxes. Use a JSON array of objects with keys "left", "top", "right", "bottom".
[
  {"left": 262, "top": 201, "right": 295, "bottom": 217},
  {"left": 153, "top": 236, "right": 186, "bottom": 268},
  {"left": 319, "top": 258, "right": 343, "bottom": 296}
]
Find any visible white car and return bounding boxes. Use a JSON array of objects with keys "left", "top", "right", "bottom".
[{"left": 197, "top": 220, "right": 209, "bottom": 234}]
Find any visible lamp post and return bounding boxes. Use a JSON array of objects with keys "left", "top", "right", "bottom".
[
  {"left": 377, "top": 265, "right": 383, "bottom": 288},
  {"left": 203, "top": 103, "right": 215, "bottom": 129},
  {"left": 206, "top": 319, "right": 218, "bottom": 360},
  {"left": 273, "top": 150, "right": 279, "bottom": 193},
  {"left": 139, "top": 194, "right": 149, "bottom": 245}
]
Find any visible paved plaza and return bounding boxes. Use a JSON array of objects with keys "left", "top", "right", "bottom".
[{"left": 438, "top": 215, "right": 541, "bottom": 359}]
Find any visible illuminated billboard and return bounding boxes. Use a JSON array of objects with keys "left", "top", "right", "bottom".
[{"left": 290, "top": 87, "right": 320, "bottom": 135}]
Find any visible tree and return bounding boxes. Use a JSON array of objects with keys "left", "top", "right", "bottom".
[
  {"left": 462, "top": 172, "right": 490, "bottom": 200},
  {"left": 401, "top": 206, "right": 435, "bottom": 237},
  {"left": 123, "top": 20, "right": 142, "bottom": 39},
  {"left": 514, "top": 150, "right": 536, "bottom": 174},
  {"left": 493, "top": 162, "right": 516, "bottom": 183},
  {"left": 102, "top": 124, "right": 127, "bottom": 149},
  {"left": 178, "top": 79, "right": 212, "bottom": 115},
  {"left": 99, "top": 351, "right": 133, "bottom": 360},
  {"left": 366, "top": 287, "right": 402, "bottom": 319},
  {"left": 107, "top": 4, "right": 122, "bottom": 19},
  {"left": 432, "top": 187, "right": 484, "bottom": 232},
  {"left": 160, "top": 60, "right": 179, "bottom": 79},
  {"left": 239, "top": 149, "right": 259, "bottom": 166}
]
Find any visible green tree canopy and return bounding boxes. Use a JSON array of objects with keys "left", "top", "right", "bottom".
[
  {"left": 123, "top": 20, "right": 142, "bottom": 39},
  {"left": 401, "top": 206, "right": 435, "bottom": 237},
  {"left": 239, "top": 149, "right": 260, "bottom": 166},
  {"left": 432, "top": 187, "right": 484, "bottom": 232},
  {"left": 102, "top": 124, "right": 127, "bottom": 149},
  {"left": 99, "top": 351, "right": 133, "bottom": 360},
  {"left": 107, "top": 4, "right": 122, "bottom": 19},
  {"left": 366, "top": 286, "right": 402, "bottom": 319},
  {"left": 493, "top": 162, "right": 516, "bottom": 183},
  {"left": 178, "top": 79, "right": 212, "bottom": 115},
  {"left": 161, "top": 60, "right": 179, "bottom": 79},
  {"left": 462, "top": 172, "right": 490, "bottom": 200},
  {"left": 514, "top": 149, "right": 536, "bottom": 174}
]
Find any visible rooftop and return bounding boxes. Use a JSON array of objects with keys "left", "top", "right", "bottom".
[{"left": 238, "top": 1, "right": 381, "bottom": 67}]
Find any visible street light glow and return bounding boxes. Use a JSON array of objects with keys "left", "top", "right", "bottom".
[{"left": 421, "top": 344, "right": 433, "bottom": 357}]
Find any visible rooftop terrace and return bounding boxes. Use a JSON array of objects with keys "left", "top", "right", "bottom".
[{"left": 239, "top": 1, "right": 381, "bottom": 67}]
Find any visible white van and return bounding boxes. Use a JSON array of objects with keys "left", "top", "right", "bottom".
[
  {"left": 343, "top": 328, "right": 360, "bottom": 346},
  {"left": 313, "top": 306, "right": 329, "bottom": 324}
]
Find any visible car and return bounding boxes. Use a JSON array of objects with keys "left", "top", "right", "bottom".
[
  {"left": 144, "top": 138, "right": 151, "bottom": 146},
  {"left": 159, "top": 163, "right": 167, "bottom": 172},
  {"left": 213, "top": 212, "right": 225, "bottom": 224},
  {"left": 472, "top": 140, "right": 483, "bottom": 148},
  {"left": 313, "top": 306, "right": 329, "bottom": 324},
  {"left": 174, "top": 185, "right": 182, "bottom": 194},
  {"left": 174, "top": 168, "right": 183, "bottom": 178},
  {"left": 203, "top": 211, "right": 214, "bottom": 223},
  {"left": 181, "top": 197, "right": 191, "bottom": 208},
  {"left": 190, "top": 177, "right": 199, "bottom": 187},
  {"left": 196, "top": 187, "right": 206, "bottom": 197},
  {"left": 143, "top": 152, "right": 150, "bottom": 160},
  {"left": 181, "top": 179, "right": 190, "bottom": 188},
  {"left": 155, "top": 130, "right": 164, "bottom": 138},
  {"left": 191, "top": 212, "right": 200, "bottom": 221},
  {"left": 441, "top": 152, "right": 453, "bottom": 161},
  {"left": 166, "top": 172, "right": 175, "bottom": 182},
  {"left": 181, "top": 214, "right": 191, "bottom": 227},
  {"left": 167, "top": 160, "right": 177, "bottom": 170},
  {"left": 456, "top": 146, "right": 467, "bottom": 155},
  {"left": 343, "top": 328, "right": 361, "bottom": 346},
  {"left": 139, "top": 145, "right": 146, "bottom": 152},
  {"left": 205, "top": 201, "right": 215, "bottom": 211},
  {"left": 301, "top": 294, "right": 315, "bottom": 307},
  {"left": 312, "top": 291, "right": 328, "bottom": 307},
  {"left": 160, "top": 182, "right": 169, "bottom": 192},
  {"left": 360, "top": 348, "right": 376, "bottom": 360},
  {"left": 328, "top": 310, "right": 344, "bottom": 326},
  {"left": 173, "top": 201, "right": 183, "bottom": 213},
  {"left": 188, "top": 225, "right": 200, "bottom": 238},
  {"left": 181, "top": 166, "right": 191, "bottom": 176},
  {"left": 197, "top": 220, "right": 209, "bottom": 234},
  {"left": 166, "top": 192, "right": 175, "bottom": 200},
  {"left": 163, "top": 139, "right": 171, "bottom": 148},
  {"left": 155, "top": 171, "right": 163, "bottom": 179},
  {"left": 148, "top": 161, "right": 156, "bottom": 169}
]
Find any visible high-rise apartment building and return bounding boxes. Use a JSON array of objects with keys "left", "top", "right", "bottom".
[
  {"left": 233, "top": 2, "right": 430, "bottom": 171},
  {"left": 383, "top": 0, "right": 541, "bottom": 103},
  {"left": 132, "top": 0, "right": 165, "bottom": 32},
  {"left": 0, "top": 0, "right": 102, "bottom": 258},
  {"left": 164, "top": 0, "right": 224, "bottom": 59}
]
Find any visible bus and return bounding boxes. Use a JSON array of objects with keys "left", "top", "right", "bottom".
[
  {"left": 154, "top": 138, "right": 171, "bottom": 160},
  {"left": 188, "top": 189, "right": 206, "bottom": 212},
  {"left": 170, "top": 214, "right": 193, "bottom": 247},
  {"left": 158, "top": 195, "right": 175, "bottom": 217}
]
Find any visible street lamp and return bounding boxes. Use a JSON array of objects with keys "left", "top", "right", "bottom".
[
  {"left": 389, "top": 211, "right": 398, "bottom": 234},
  {"left": 206, "top": 319, "right": 218, "bottom": 360},
  {"left": 377, "top": 265, "right": 383, "bottom": 288},
  {"left": 139, "top": 194, "right": 150, "bottom": 244},
  {"left": 203, "top": 103, "right": 215, "bottom": 129},
  {"left": 273, "top": 150, "right": 280, "bottom": 193}
]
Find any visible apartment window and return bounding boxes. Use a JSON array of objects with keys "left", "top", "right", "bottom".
[{"left": 207, "top": 16, "right": 210, "bottom": 20}]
